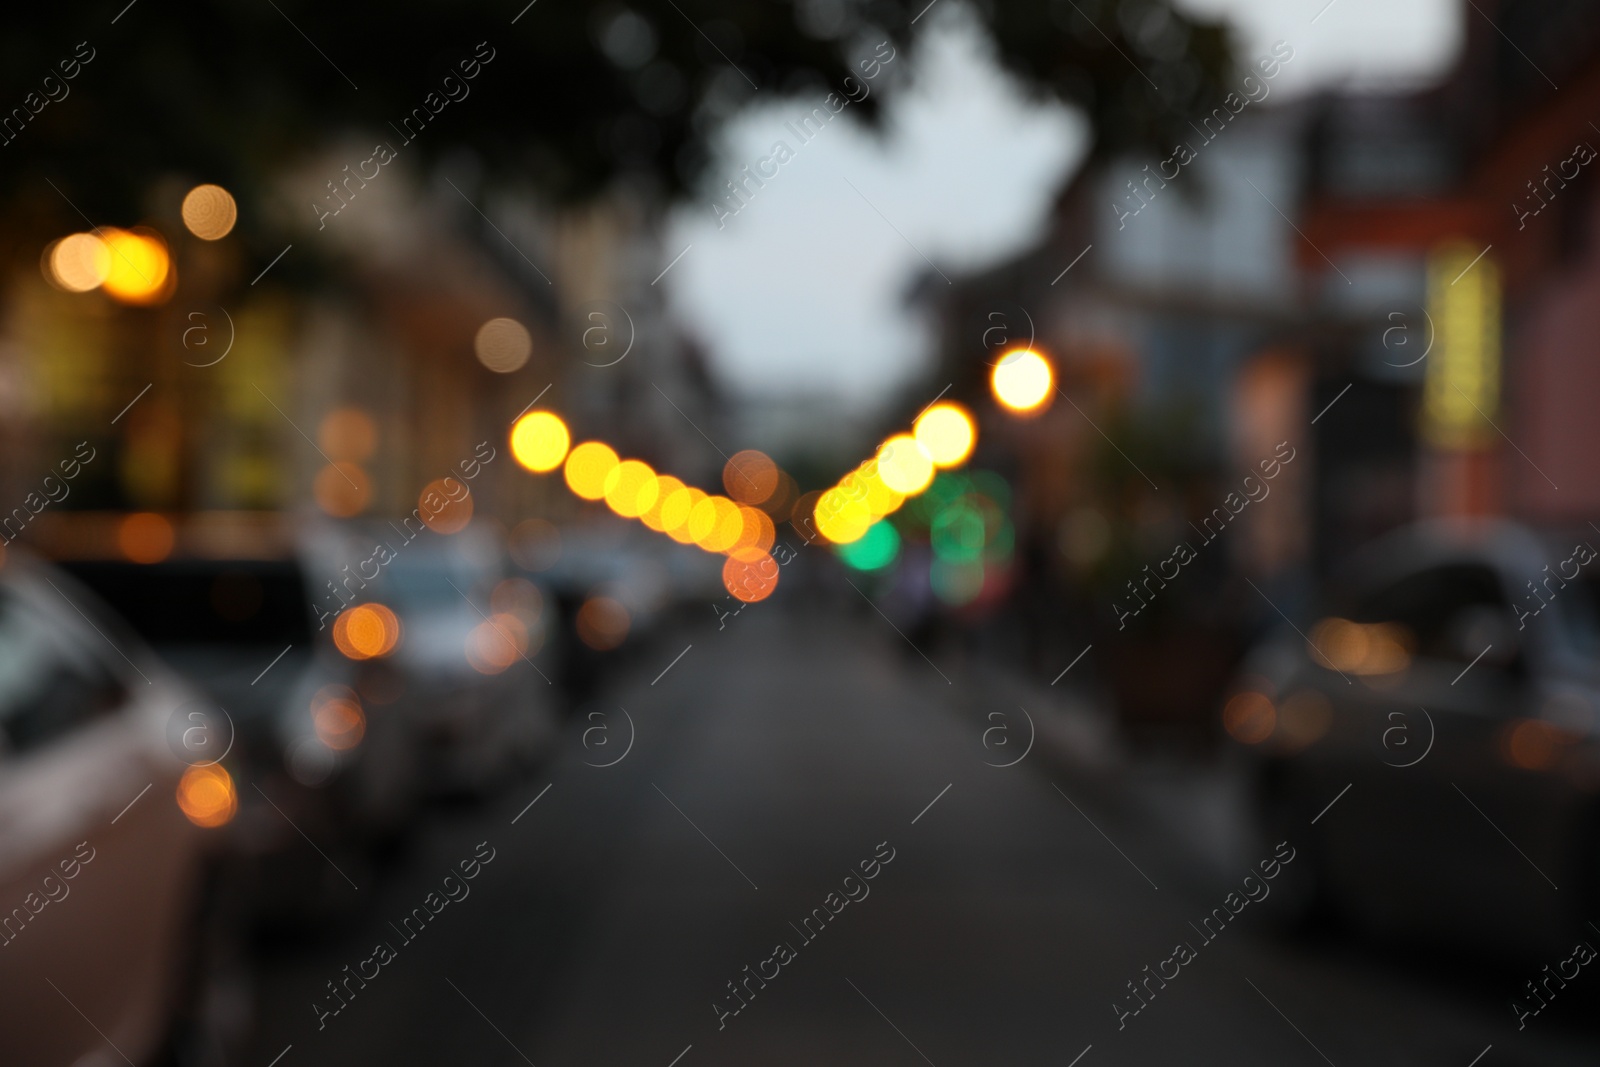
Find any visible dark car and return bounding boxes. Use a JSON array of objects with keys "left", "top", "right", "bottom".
[{"left": 1228, "top": 519, "right": 1600, "bottom": 958}]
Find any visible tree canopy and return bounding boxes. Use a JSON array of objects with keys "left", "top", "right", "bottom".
[{"left": 1, "top": 0, "right": 1233, "bottom": 254}]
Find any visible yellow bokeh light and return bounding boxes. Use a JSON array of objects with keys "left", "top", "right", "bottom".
[
  {"left": 181, "top": 184, "right": 238, "bottom": 240},
  {"left": 661, "top": 486, "right": 703, "bottom": 543},
  {"left": 991, "top": 348, "right": 1053, "bottom": 414},
  {"left": 176, "top": 764, "right": 238, "bottom": 828},
  {"left": 603, "top": 460, "right": 659, "bottom": 519},
  {"left": 46, "top": 233, "right": 112, "bottom": 292},
  {"left": 640, "top": 475, "right": 684, "bottom": 532},
  {"left": 101, "top": 228, "right": 172, "bottom": 305},
  {"left": 564, "top": 442, "right": 620, "bottom": 501},
  {"left": 475, "top": 317, "right": 533, "bottom": 373},
  {"left": 814, "top": 487, "right": 873, "bottom": 544},
  {"left": 913, "top": 403, "right": 976, "bottom": 468},
  {"left": 876, "top": 435, "right": 935, "bottom": 495},
  {"left": 511, "top": 411, "right": 571, "bottom": 473},
  {"left": 846, "top": 465, "right": 904, "bottom": 519}
]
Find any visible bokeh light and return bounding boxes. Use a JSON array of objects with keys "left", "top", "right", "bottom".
[
  {"left": 318, "top": 408, "right": 377, "bottom": 462},
  {"left": 419, "top": 478, "right": 474, "bottom": 533},
  {"left": 45, "top": 233, "right": 112, "bottom": 292},
  {"left": 314, "top": 461, "right": 372, "bottom": 517},
  {"left": 876, "top": 435, "right": 935, "bottom": 495},
  {"left": 603, "top": 459, "right": 660, "bottom": 519},
  {"left": 511, "top": 411, "right": 571, "bottom": 473},
  {"left": 564, "top": 441, "right": 620, "bottom": 501},
  {"left": 814, "top": 486, "right": 873, "bottom": 544},
  {"left": 475, "top": 317, "right": 533, "bottom": 373},
  {"left": 640, "top": 475, "right": 684, "bottom": 532},
  {"left": 312, "top": 686, "right": 366, "bottom": 751},
  {"left": 118, "top": 512, "right": 175, "bottom": 564},
  {"left": 180, "top": 184, "right": 238, "bottom": 240},
  {"left": 661, "top": 485, "right": 704, "bottom": 543},
  {"left": 835, "top": 519, "right": 900, "bottom": 571},
  {"left": 510, "top": 518, "right": 562, "bottom": 570},
  {"left": 723, "top": 550, "right": 779, "bottom": 602},
  {"left": 466, "top": 613, "right": 530, "bottom": 674},
  {"left": 176, "top": 764, "right": 237, "bottom": 828},
  {"left": 101, "top": 228, "right": 172, "bottom": 305},
  {"left": 991, "top": 349, "right": 1053, "bottom": 414},
  {"left": 1223, "top": 691, "right": 1276, "bottom": 744},
  {"left": 724, "top": 450, "right": 779, "bottom": 504},
  {"left": 576, "top": 596, "right": 630, "bottom": 650},
  {"left": 913, "top": 403, "right": 976, "bottom": 468},
  {"left": 332, "top": 603, "right": 401, "bottom": 660}
]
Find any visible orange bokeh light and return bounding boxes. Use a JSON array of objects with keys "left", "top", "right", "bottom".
[
  {"left": 419, "top": 478, "right": 474, "bottom": 534},
  {"left": 576, "top": 596, "right": 630, "bottom": 650},
  {"left": 118, "top": 512, "right": 175, "bottom": 564},
  {"left": 332, "top": 603, "right": 401, "bottom": 660},
  {"left": 1223, "top": 692, "right": 1276, "bottom": 744},
  {"left": 723, "top": 550, "right": 779, "bottom": 603},
  {"left": 724, "top": 450, "right": 779, "bottom": 505},
  {"left": 176, "top": 764, "right": 237, "bottom": 828},
  {"left": 314, "top": 462, "right": 372, "bottom": 518},
  {"left": 466, "top": 613, "right": 529, "bottom": 674},
  {"left": 312, "top": 686, "right": 366, "bottom": 751}
]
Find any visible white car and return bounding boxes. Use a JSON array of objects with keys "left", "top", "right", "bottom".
[{"left": 0, "top": 551, "right": 230, "bottom": 1066}]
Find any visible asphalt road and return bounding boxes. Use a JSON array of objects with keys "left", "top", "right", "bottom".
[{"left": 247, "top": 602, "right": 1600, "bottom": 1067}]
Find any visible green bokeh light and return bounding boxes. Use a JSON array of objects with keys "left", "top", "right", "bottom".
[{"left": 835, "top": 519, "right": 900, "bottom": 571}]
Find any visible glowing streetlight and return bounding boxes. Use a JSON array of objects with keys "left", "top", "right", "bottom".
[{"left": 991, "top": 348, "right": 1053, "bottom": 414}]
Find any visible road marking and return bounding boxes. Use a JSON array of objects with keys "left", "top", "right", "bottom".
[
  {"left": 1310, "top": 783, "right": 1352, "bottom": 825},
  {"left": 911, "top": 783, "right": 952, "bottom": 825},
  {"left": 511, "top": 783, "right": 553, "bottom": 825}
]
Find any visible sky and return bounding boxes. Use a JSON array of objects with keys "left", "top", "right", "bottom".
[{"left": 664, "top": 0, "right": 1463, "bottom": 409}]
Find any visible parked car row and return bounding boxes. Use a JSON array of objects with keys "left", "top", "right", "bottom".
[
  {"left": 0, "top": 515, "right": 572, "bottom": 1066},
  {"left": 1227, "top": 519, "right": 1600, "bottom": 960}
]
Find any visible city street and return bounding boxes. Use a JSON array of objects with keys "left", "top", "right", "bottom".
[{"left": 246, "top": 604, "right": 1600, "bottom": 1067}]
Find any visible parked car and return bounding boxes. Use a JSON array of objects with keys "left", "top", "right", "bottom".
[
  {"left": 1229, "top": 519, "right": 1600, "bottom": 957},
  {"left": 0, "top": 549, "right": 239, "bottom": 1066},
  {"left": 60, "top": 550, "right": 427, "bottom": 922},
  {"left": 327, "top": 521, "right": 561, "bottom": 795}
]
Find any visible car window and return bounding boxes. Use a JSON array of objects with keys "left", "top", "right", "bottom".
[
  {"left": 0, "top": 587, "right": 127, "bottom": 754},
  {"left": 61, "top": 560, "right": 315, "bottom": 646},
  {"left": 1351, "top": 562, "right": 1520, "bottom": 670}
]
